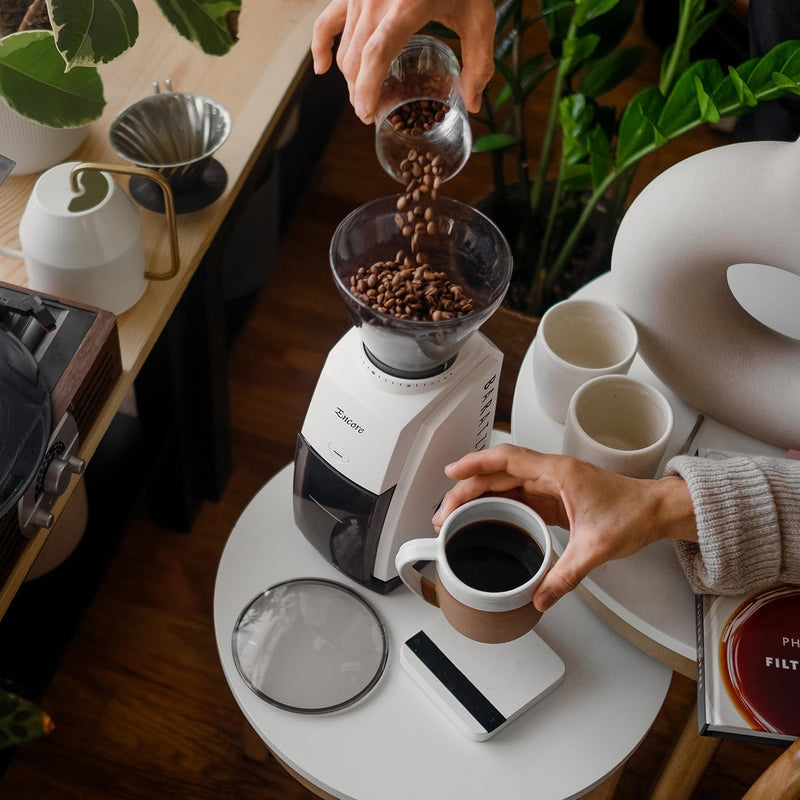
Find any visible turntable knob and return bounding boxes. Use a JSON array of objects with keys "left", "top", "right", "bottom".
[
  {"left": 44, "top": 454, "right": 86, "bottom": 496},
  {"left": 29, "top": 509, "right": 55, "bottom": 530}
]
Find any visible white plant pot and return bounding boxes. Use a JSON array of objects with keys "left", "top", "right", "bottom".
[{"left": 0, "top": 99, "right": 90, "bottom": 176}]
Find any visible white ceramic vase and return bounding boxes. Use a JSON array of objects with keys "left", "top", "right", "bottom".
[
  {"left": 611, "top": 136, "right": 800, "bottom": 450},
  {"left": 0, "top": 99, "right": 90, "bottom": 175}
]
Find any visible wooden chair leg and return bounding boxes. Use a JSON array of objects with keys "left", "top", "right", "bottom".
[{"left": 649, "top": 700, "right": 721, "bottom": 800}]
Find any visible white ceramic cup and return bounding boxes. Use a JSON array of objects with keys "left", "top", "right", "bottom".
[
  {"left": 562, "top": 374, "right": 675, "bottom": 478},
  {"left": 394, "top": 497, "right": 552, "bottom": 643},
  {"left": 533, "top": 298, "right": 638, "bottom": 422}
]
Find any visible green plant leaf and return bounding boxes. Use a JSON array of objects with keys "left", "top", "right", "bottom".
[
  {"left": 560, "top": 93, "right": 594, "bottom": 142},
  {"left": 494, "top": 56, "right": 522, "bottom": 101},
  {"left": 582, "top": 0, "right": 637, "bottom": 55},
  {"left": 685, "top": 3, "right": 728, "bottom": 50},
  {"left": 49, "top": 0, "right": 139, "bottom": 68},
  {"left": 587, "top": 125, "right": 612, "bottom": 188},
  {"left": 0, "top": 31, "right": 104, "bottom": 126},
  {"left": 772, "top": 71, "right": 800, "bottom": 95},
  {"left": 472, "top": 132, "right": 518, "bottom": 152},
  {"left": 615, "top": 86, "right": 664, "bottom": 165},
  {"left": 494, "top": 0, "right": 522, "bottom": 39},
  {"left": 657, "top": 60, "right": 726, "bottom": 136},
  {"left": 693, "top": 74, "right": 720, "bottom": 122},
  {"left": 152, "top": 0, "right": 241, "bottom": 56},
  {"left": 726, "top": 65, "right": 758, "bottom": 107},
  {"left": 540, "top": 0, "right": 574, "bottom": 48},
  {"left": 573, "top": 0, "right": 619, "bottom": 27},
  {"left": 562, "top": 33, "right": 600, "bottom": 73},
  {"left": 617, "top": 40, "right": 800, "bottom": 171},
  {"left": 494, "top": 54, "right": 547, "bottom": 109},
  {"left": 560, "top": 162, "right": 592, "bottom": 191},
  {"left": 579, "top": 46, "right": 644, "bottom": 97},
  {"left": 733, "top": 40, "right": 800, "bottom": 97}
]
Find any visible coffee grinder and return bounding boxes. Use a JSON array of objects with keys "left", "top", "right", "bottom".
[{"left": 293, "top": 196, "right": 512, "bottom": 593}]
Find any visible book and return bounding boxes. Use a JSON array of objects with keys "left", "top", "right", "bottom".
[{"left": 696, "top": 585, "right": 800, "bottom": 743}]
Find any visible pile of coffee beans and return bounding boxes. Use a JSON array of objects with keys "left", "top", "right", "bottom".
[
  {"left": 347, "top": 147, "right": 475, "bottom": 321},
  {"left": 387, "top": 99, "right": 449, "bottom": 136},
  {"left": 348, "top": 258, "right": 473, "bottom": 322}
]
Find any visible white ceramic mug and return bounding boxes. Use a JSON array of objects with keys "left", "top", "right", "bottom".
[
  {"left": 394, "top": 497, "right": 552, "bottom": 643},
  {"left": 533, "top": 298, "right": 638, "bottom": 422},
  {"left": 562, "top": 374, "right": 674, "bottom": 478}
]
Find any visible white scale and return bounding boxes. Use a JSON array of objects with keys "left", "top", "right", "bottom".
[{"left": 402, "top": 617, "right": 565, "bottom": 741}]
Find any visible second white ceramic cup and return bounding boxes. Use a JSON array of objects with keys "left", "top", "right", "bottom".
[
  {"left": 533, "top": 298, "right": 638, "bottom": 422},
  {"left": 562, "top": 374, "right": 675, "bottom": 478}
]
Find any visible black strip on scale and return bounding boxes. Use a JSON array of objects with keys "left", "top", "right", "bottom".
[{"left": 405, "top": 631, "right": 506, "bottom": 734}]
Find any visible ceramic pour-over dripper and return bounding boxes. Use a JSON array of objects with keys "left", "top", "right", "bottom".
[{"left": 330, "top": 196, "right": 512, "bottom": 377}]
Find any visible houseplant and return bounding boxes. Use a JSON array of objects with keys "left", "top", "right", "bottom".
[
  {"left": 442, "top": 0, "right": 800, "bottom": 315},
  {"left": 0, "top": 683, "right": 54, "bottom": 748},
  {"left": 0, "top": 0, "right": 241, "bottom": 129}
]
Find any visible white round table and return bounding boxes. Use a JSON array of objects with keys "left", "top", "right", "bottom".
[
  {"left": 511, "top": 272, "right": 787, "bottom": 677},
  {"left": 214, "top": 458, "right": 672, "bottom": 800}
]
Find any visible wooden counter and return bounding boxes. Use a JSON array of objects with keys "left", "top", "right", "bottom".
[{"left": 0, "top": 0, "right": 329, "bottom": 615}]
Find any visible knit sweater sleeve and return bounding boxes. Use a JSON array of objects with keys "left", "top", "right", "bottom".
[{"left": 663, "top": 455, "right": 800, "bottom": 595}]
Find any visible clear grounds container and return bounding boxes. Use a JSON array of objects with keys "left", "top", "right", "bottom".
[
  {"left": 330, "top": 196, "right": 512, "bottom": 377},
  {"left": 375, "top": 35, "right": 472, "bottom": 185}
]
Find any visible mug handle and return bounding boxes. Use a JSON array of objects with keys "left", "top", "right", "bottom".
[
  {"left": 70, "top": 163, "right": 180, "bottom": 281},
  {"left": 395, "top": 538, "right": 440, "bottom": 607}
]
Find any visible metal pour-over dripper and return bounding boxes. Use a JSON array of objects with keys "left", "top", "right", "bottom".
[{"left": 330, "top": 196, "right": 512, "bottom": 377}]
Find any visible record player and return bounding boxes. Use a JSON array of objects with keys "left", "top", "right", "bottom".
[{"left": 0, "top": 281, "right": 122, "bottom": 586}]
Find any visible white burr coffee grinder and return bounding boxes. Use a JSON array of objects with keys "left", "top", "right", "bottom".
[{"left": 293, "top": 196, "right": 512, "bottom": 593}]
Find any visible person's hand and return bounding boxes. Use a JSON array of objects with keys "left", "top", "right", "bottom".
[
  {"left": 431, "top": 444, "right": 697, "bottom": 613},
  {"left": 311, "top": 0, "right": 496, "bottom": 123}
]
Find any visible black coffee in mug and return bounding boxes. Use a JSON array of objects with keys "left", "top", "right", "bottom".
[{"left": 445, "top": 520, "right": 544, "bottom": 593}]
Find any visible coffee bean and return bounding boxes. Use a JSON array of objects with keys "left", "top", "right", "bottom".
[{"left": 347, "top": 145, "right": 474, "bottom": 321}]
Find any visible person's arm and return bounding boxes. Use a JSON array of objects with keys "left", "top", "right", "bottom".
[
  {"left": 311, "top": 0, "right": 496, "bottom": 122},
  {"left": 666, "top": 455, "right": 800, "bottom": 595},
  {"left": 432, "top": 444, "right": 698, "bottom": 612}
]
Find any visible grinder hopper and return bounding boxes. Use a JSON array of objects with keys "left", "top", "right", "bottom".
[{"left": 330, "top": 196, "right": 512, "bottom": 377}]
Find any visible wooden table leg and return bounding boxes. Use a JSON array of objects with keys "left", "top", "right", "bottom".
[{"left": 649, "top": 700, "right": 721, "bottom": 800}]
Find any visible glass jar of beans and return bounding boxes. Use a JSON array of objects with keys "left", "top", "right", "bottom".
[{"left": 375, "top": 35, "right": 472, "bottom": 185}]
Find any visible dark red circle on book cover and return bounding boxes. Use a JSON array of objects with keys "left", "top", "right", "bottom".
[{"left": 720, "top": 586, "right": 800, "bottom": 735}]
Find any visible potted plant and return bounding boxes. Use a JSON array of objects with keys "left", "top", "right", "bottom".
[
  {"left": 0, "top": 681, "right": 54, "bottom": 748},
  {"left": 437, "top": 0, "right": 800, "bottom": 315},
  {"left": 0, "top": 0, "right": 241, "bottom": 172}
]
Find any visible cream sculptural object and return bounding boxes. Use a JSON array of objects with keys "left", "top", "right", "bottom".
[{"left": 611, "top": 136, "right": 800, "bottom": 450}]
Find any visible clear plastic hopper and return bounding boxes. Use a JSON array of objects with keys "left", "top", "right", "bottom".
[{"left": 330, "top": 196, "right": 512, "bottom": 377}]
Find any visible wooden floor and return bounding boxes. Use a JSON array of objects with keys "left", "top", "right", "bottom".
[{"left": 0, "top": 13, "right": 789, "bottom": 800}]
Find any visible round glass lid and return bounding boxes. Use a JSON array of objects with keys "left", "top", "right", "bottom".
[{"left": 232, "top": 578, "right": 388, "bottom": 714}]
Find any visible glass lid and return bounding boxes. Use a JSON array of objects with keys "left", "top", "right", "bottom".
[{"left": 232, "top": 578, "right": 388, "bottom": 714}]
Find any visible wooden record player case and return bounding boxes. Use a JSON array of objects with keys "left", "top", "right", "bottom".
[{"left": 0, "top": 282, "right": 122, "bottom": 588}]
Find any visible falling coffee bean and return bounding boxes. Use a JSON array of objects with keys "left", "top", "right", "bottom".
[{"left": 348, "top": 114, "right": 475, "bottom": 320}]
